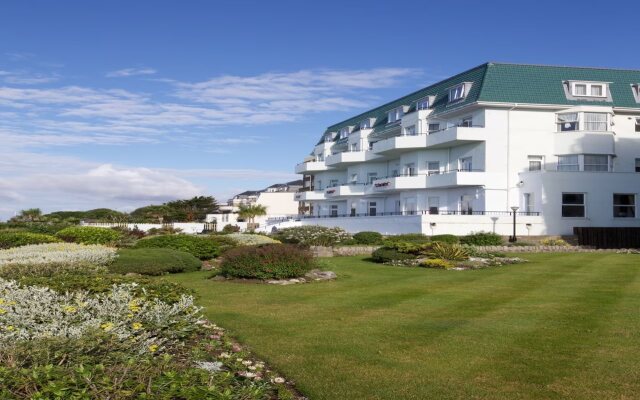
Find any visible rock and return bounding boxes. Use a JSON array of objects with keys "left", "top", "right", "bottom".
[
  {"left": 304, "top": 269, "right": 337, "bottom": 281},
  {"left": 211, "top": 275, "right": 227, "bottom": 281}
]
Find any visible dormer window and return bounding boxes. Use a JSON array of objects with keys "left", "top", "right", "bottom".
[
  {"left": 360, "top": 119, "right": 371, "bottom": 130},
  {"left": 448, "top": 84, "right": 466, "bottom": 103},
  {"left": 635, "top": 118, "right": 640, "bottom": 133},
  {"left": 324, "top": 132, "right": 334, "bottom": 142},
  {"left": 632, "top": 84, "right": 640, "bottom": 103},
  {"left": 387, "top": 107, "right": 403, "bottom": 124},
  {"left": 339, "top": 127, "right": 350, "bottom": 139},
  {"left": 417, "top": 97, "right": 430, "bottom": 110},
  {"left": 570, "top": 81, "right": 607, "bottom": 98}
]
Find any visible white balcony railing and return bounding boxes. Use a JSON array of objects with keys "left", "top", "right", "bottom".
[
  {"left": 294, "top": 161, "right": 330, "bottom": 174},
  {"left": 372, "top": 125, "right": 487, "bottom": 155}
]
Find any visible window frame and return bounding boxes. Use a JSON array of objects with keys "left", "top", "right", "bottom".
[
  {"left": 613, "top": 193, "right": 636, "bottom": 218},
  {"left": 448, "top": 84, "right": 465, "bottom": 103},
  {"left": 427, "top": 161, "right": 440, "bottom": 175},
  {"left": 416, "top": 97, "right": 430, "bottom": 110},
  {"left": 635, "top": 118, "right": 640, "bottom": 133},
  {"left": 571, "top": 82, "right": 607, "bottom": 98},
  {"left": 635, "top": 158, "right": 640, "bottom": 173},
  {"left": 387, "top": 107, "right": 403, "bottom": 124},
  {"left": 359, "top": 119, "right": 371, "bottom": 130},
  {"left": 428, "top": 123, "right": 441, "bottom": 133},
  {"left": 561, "top": 192, "right": 586, "bottom": 218},
  {"left": 403, "top": 125, "right": 416, "bottom": 136},
  {"left": 557, "top": 113, "right": 579, "bottom": 132},
  {"left": 557, "top": 155, "right": 580, "bottom": 171},
  {"left": 528, "top": 155, "right": 543, "bottom": 171}
]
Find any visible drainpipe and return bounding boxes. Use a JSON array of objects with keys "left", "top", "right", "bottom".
[{"left": 506, "top": 103, "right": 519, "bottom": 210}]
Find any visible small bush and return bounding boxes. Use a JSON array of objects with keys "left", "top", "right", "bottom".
[
  {"left": 226, "top": 233, "right": 280, "bottom": 246},
  {"left": 383, "top": 233, "right": 431, "bottom": 245},
  {"left": 146, "top": 226, "right": 183, "bottom": 235},
  {"left": 430, "top": 234, "right": 459, "bottom": 244},
  {"left": 135, "top": 234, "right": 220, "bottom": 259},
  {"left": 540, "top": 238, "right": 570, "bottom": 246},
  {"left": 220, "top": 244, "right": 315, "bottom": 279},
  {"left": 0, "top": 231, "right": 61, "bottom": 249},
  {"left": 353, "top": 231, "right": 383, "bottom": 245},
  {"left": 56, "top": 226, "right": 122, "bottom": 245},
  {"left": 371, "top": 247, "right": 419, "bottom": 264},
  {"left": 428, "top": 242, "right": 469, "bottom": 261},
  {"left": 274, "top": 226, "right": 351, "bottom": 246},
  {"left": 108, "top": 248, "right": 202, "bottom": 276},
  {"left": 25, "top": 223, "right": 74, "bottom": 235},
  {"left": 460, "top": 231, "right": 503, "bottom": 246},
  {"left": 420, "top": 258, "right": 454, "bottom": 269},
  {"left": 221, "top": 224, "right": 241, "bottom": 234}
]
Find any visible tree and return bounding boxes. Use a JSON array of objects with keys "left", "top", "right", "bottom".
[
  {"left": 164, "top": 196, "right": 219, "bottom": 222},
  {"left": 130, "top": 205, "right": 172, "bottom": 223},
  {"left": 11, "top": 208, "right": 43, "bottom": 222},
  {"left": 237, "top": 204, "right": 267, "bottom": 229}
]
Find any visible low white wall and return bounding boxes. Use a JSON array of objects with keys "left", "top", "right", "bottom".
[{"left": 300, "top": 215, "right": 423, "bottom": 235}]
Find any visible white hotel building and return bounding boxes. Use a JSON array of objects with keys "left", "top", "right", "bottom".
[{"left": 292, "top": 63, "right": 640, "bottom": 236}]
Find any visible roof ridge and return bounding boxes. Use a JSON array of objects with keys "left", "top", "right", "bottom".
[{"left": 487, "top": 61, "right": 640, "bottom": 73}]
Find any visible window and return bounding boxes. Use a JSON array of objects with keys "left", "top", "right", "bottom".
[
  {"left": 329, "top": 179, "right": 339, "bottom": 187},
  {"left": 427, "top": 161, "right": 440, "bottom": 175},
  {"left": 613, "top": 194, "right": 635, "bottom": 218},
  {"left": 404, "top": 163, "right": 416, "bottom": 176},
  {"left": 428, "top": 123, "right": 440, "bottom": 132},
  {"left": 316, "top": 152, "right": 324, "bottom": 162},
  {"left": 316, "top": 179, "right": 322, "bottom": 190},
  {"left": 350, "top": 174, "right": 358, "bottom": 184},
  {"left": 459, "top": 157, "right": 472, "bottom": 172},
  {"left": 368, "top": 201, "right": 377, "bottom": 216},
  {"left": 350, "top": 202, "right": 357, "bottom": 217},
  {"left": 528, "top": 155, "right": 543, "bottom": 171},
  {"left": 428, "top": 197, "right": 439, "bottom": 214},
  {"left": 460, "top": 117, "right": 473, "bottom": 127},
  {"left": 350, "top": 142, "right": 358, "bottom": 152},
  {"left": 583, "top": 112, "right": 607, "bottom": 131},
  {"left": 387, "top": 107, "right": 403, "bottom": 123},
  {"left": 561, "top": 193, "right": 585, "bottom": 217},
  {"left": 339, "top": 127, "right": 349, "bottom": 139},
  {"left": 460, "top": 194, "right": 473, "bottom": 214},
  {"left": 449, "top": 84, "right": 465, "bottom": 102},
  {"left": 635, "top": 118, "right": 640, "bottom": 132},
  {"left": 367, "top": 172, "right": 378, "bottom": 184},
  {"left": 571, "top": 82, "right": 607, "bottom": 98},
  {"left": 558, "top": 155, "right": 579, "bottom": 171},
  {"left": 404, "top": 125, "right": 416, "bottom": 136},
  {"left": 636, "top": 158, "right": 640, "bottom": 172},
  {"left": 360, "top": 119, "right": 371, "bottom": 130},
  {"left": 324, "top": 133, "right": 334, "bottom": 142},
  {"left": 557, "top": 113, "right": 579, "bottom": 131},
  {"left": 583, "top": 155, "right": 609, "bottom": 171},
  {"left": 524, "top": 193, "right": 534, "bottom": 213},
  {"left": 417, "top": 98, "right": 430, "bottom": 110},
  {"left": 330, "top": 205, "right": 338, "bottom": 217},
  {"left": 368, "top": 141, "right": 374, "bottom": 150},
  {"left": 391, "top": 169, "right": 399, "bottom": 177}
]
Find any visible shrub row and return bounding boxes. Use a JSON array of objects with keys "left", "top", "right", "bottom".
[
  {"left": 0, "top": 231, "right": 61, "bottom": 249},
  {"left": 108, "top": 248, "right": 202, "bottom": 276},
  {"left": 220, "top": 244, "right": 315, "bottom": 280}
]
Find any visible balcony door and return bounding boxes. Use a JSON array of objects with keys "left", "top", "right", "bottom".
[
  {"left": 404, "top": 197, "right": 417, "bottom": 215},
  {"left": 459, "top": 157, "right": 472, "bottom": 172},
  {"left": 368, "top": 201, "right": 377, "bottom": 216},
  {"left": 460, "top": 195, "right": 473, "bottom": 214}
]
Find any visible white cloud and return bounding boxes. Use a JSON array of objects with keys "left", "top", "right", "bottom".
[{"left": 106, "top": 67, "right": 157, "bottom": 78}]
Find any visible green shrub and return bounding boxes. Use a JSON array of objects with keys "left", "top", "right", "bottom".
[
  {"left": 383, "top": 233, "right": 431, "bottom": 245},
  {"left": 274, "top": 226, "right": 351, "bottom": 246},
  {"left": 56, "top": 226, "right": 122, "bottom": 245},
  {"left": 135, "top": 234, "right": 220, "bottom": 259},
  {"left": 460, "top": 231, "right": 503, "bottom": 246},
  {"left": 108, "top": 248, "right": 202, "bottom": 275},
  {"left": 353, "top": 231, "right": 384, "bottom": 245},
  {"left": 226, "top": 233, "right": 280, "bottom": 246},
  {"left": 371, "top": 247, "right": 419, "bottom": 264},
  {"left": 540, "top": 238, "right": 570, "bottom": 246},
  {"left": 17, "top": 273, "right": 193, "bottom": 303},
  {"left": 220, "top": 244, "right": 315, "bottom": 279},
  {"left": 0, "top": 231, "right": 61, "bottom": 249},
  {"left": 420, "top": 258, "right": 455, "bottom": 269},
  {"left": 428, "top": 242, "right": 469, "bottom": 261},
  {"left": 221, "top": 224, "right": 241, "bottom": 233},
  {"left": 430, "top": 234, "right": 459, "bottom": 244},
  {"left": 25, "top": 223, "right": 74, "bottom": 235}
]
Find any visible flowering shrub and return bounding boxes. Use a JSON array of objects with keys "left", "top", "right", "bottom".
[
  {"left": 56, "top": 226, "right": 123, "bottom": 245},
  {"left": 274, "top": 226, "right": 351, "bottom": 246},
  {"left": 135, "top": 234, "right": 221, "bottom": 259},
  {"left": 0, "top": 243, "right": 117, "bottom": 278},
  {"left": 226, "top": 233, "right": 281, "bottom": 246},
  {"left": 0, "top": 231, "right": 62, "bottom": 249},
  {"left": 540, "top": 238, "right": 570, "bottom": 246},
  {"left": 108, "top": 248, "right": 202, "bottom": 275},
  {"left": 221, "top": 244, "right": 316, "bottom": 279},
  {"left": 420, "top": 258, "right": 455, "bottom": 269}
]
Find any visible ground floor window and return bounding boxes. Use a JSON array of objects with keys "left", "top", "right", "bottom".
[
  {"left": 613, "top": 194, "right": 635, "bottom": 218},
  {"left": 368, "top": 201, "right": 377, "bottom": 216},
  {"left": 636, "top": 158, "right": 640, "bottom": 172},
  {"left": 460, "top": 195, "right": 473, "bottom": 214},
  {"left": 428, "top": 197, "right": 439, "bottom": 214},
  {"left": 330, "top": 205, "right": 338, "bottom": 217},
  {"left": 557, "top": 155, "right": 579, "bottom": 171},
  {"left": 561, "top": 193, "right": 585, "bottom": 217},
  {"left": 524, "top": 193, "right": 534, "bottom": 213}
]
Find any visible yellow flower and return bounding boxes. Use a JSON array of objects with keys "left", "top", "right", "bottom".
[
  {"left": 100, "top": 322, "right": 114, "bottom": 331},
  {"left": 132, "top": 322, "right": 142, "bottom": 330},
  {"left": 128, "top": 300, "right": 141, "bottom": 313},
  {"left": 127, "top": 313, "right": 134, "bottom": 318},
  {"left": 0, "top": 298, "right": 5, "bottom": 305},
  {"left": 148, "top": 344, "right": 159, "bottom": 352},
  {"left": 63, "top": 305, "right": 77, "bottom": 313},
  {"left": 0, "top": 308, "right": 6, "bottom": 314},
  {"left": 6, "top": 326, "right": 14, "bottom": 331}
]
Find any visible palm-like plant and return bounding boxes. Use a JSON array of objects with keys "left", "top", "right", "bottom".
[{"left": 237, "top": 204, "right": 268, "bottom": 228}]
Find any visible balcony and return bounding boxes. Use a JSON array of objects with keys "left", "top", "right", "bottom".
[
  {"left": 372, "top": 125, "right": 487, "bottom": 155},
  {"left": 294, "top": 190, "right": 326, "bottom": 201},
  {"left": 324, "top": 183, "right": 369, "bottom": 198},
  {"left": 554, "top": 131, "right": 615, "bottom": 155},
  {"left": 372, "top": 170, "right": 496, "bottom": 191},
  {"left": 295, "top": 161, "right": 330, "bottom": 174},
  {"left": 324, "top": 150, "right": 383, "bottom": 168}
]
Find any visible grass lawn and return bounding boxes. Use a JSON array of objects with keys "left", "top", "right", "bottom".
[{"left": 166, "top": 254, "right": 640, "bottom": 400}]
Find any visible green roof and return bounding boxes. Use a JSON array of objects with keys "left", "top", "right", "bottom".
[{"left": 318, "top": 62, "right": 640, "bottom": 142}]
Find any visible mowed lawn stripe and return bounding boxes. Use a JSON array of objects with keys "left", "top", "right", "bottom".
[{"left": 166, "top": 253, "right": 640, "bottom": 400}]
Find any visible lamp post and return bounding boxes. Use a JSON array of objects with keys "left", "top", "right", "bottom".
[{"left": 509, "top": 206, "right": 519, "bottom": 242}]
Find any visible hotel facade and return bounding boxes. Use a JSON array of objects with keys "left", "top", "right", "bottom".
[{"left": 292, "top": 63, "right": 640, "bottom": 236}]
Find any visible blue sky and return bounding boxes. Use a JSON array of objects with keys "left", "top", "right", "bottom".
[{"left": 1, "top": 0, "right": 639, "bottom": 219}]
